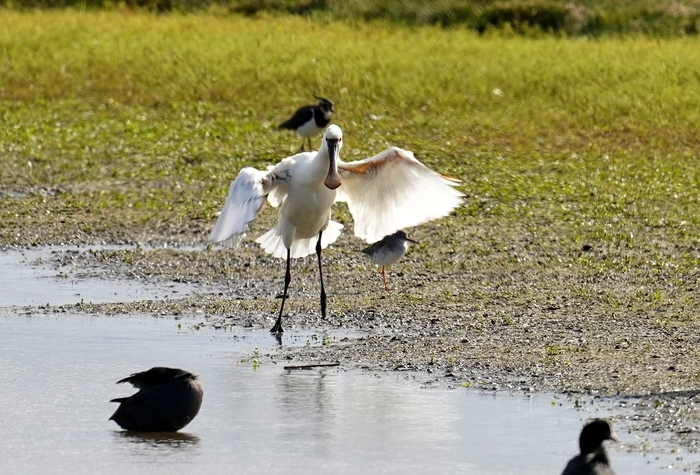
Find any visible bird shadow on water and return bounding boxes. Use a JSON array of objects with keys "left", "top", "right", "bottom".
[{"left": 111, "top": 430, "right": 201, "bottom": 451}]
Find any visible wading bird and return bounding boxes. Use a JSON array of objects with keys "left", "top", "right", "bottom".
[
  {"left": 278, "top": 96, "right": 335, "bottom": 151},
  {"left": 561, "top": 419, "right": 619, "bottom": 475},
  {"left": 109, "top": 367, "right": 203, "bottom": 432},
  {"left": 362, "top": 230, "right": 417, "bottom": 291},
  {"left": 209, "top": 124, "right": 462, "bottom": 334}
]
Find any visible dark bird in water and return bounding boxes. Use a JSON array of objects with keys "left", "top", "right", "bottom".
[
  {"left": 362, "top": 230, "right": 418, "bottom": 291},
  {"left": 278, "top": 96, "right": 335, "bottom": 151},
  {"left": 561, "top": 419, "right": 619, "bottom": 475},
  {"left": 109, "top": 367, "right": 203, "bottom": 432}
]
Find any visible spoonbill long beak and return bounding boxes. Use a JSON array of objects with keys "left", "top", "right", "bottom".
[{"left": 324, "top": 138, "right": 342, "bottom": 190}]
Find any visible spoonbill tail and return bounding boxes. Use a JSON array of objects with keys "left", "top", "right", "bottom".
[
  {"left": 109, "top": 367, "right": 203, "bottom": 432},
  {"left": 209, "top": 124, "right": 463, "bottom": 333},
  {"left": 278, "top": 96, "right": 335, "bottom": 152},
  {"left": 362, "top": 230, "right": 418, "bottom": 291}
]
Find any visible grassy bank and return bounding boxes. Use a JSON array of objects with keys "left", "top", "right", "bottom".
[
  {"left": 3, "top": 1, "right": 700, "bottom": 37},
  {"left": 1, "top": 11, "right": 698, "bottom": 239}
]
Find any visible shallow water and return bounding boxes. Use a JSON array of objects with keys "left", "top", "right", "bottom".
[
  {"left": 0, "top": 315, "right": 685, "bottom": 474},
  {"left": 0, "top": 247, "right": 196, "bottom": 306}
]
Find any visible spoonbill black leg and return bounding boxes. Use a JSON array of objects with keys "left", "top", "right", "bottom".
[
  {"left": 316, "top": 231, "right": 327, "bottom": 318},
  {"left": 271, "top": 248, "right": 292, "bottom": 334}
]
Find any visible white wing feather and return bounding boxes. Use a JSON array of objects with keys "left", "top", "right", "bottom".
[
  {"left": 255, "top": 220, "right": 343, "bottom": 259},
  {"left": 209, "top": 157, "right": 299, "bottom": 247},
  {"left": 265, "top": 155, "right": 304, "bottom": 207},
  {"left": 336, "top": 147, "right": 463, "bottom": 243},
  {"left": 209, "top": 168, "right": 269, "bottom": 247}
]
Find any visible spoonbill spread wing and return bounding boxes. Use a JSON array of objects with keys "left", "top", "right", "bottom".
[
  {"left": 336, "top": 147, "right": 463, "bottom": 243},
  {"left": 208, "top": 166, "right": 290, "bottom": 247}
]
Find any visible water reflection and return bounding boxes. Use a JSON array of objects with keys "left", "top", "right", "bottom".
[
  {"left": 112, "top": 430, "right": 201, "bottom": 448},
  {"left": 109, "top": 421, "right": 202, "bottom": 467},
  {"left": 275, "top": 370, "right": 338, "bottom": 450}
]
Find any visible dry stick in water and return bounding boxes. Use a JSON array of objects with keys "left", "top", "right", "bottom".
[{"left": 283, "top": 363, "right": 340, "bottom": 370}]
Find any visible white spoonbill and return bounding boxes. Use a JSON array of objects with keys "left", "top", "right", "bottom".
[{"left": 209, "top": 124, "right": 463, "bottom": 333}]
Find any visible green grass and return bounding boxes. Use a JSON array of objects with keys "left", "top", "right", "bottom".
[{"left": 0, "top": 9, "right": 698, "bottom": 276}]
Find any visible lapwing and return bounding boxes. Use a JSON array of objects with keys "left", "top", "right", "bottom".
[{"left": 278, "top": 96, "right": 335, "bottom": 151}]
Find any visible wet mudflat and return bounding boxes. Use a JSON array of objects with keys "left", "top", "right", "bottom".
[{"left": 0, "top": 315, "right": 685, "bottom": 474}]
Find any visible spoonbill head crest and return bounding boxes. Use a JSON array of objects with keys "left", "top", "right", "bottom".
[
  {"left": 322, "top": 125, "right": 343, "bottom": 190},
  {"left": 324, "top": 124, "right": 342, "bottom": 140}
]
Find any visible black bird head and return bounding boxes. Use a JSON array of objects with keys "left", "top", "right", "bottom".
[
  {"left": 315, "top": 96, "right": 335, "bottom": 114},
  {"left": 394, "top": 230, "right": 418, "bottom": 244},
  {"left": 579, "top": 419, "right": 619, "bottom": 454}
]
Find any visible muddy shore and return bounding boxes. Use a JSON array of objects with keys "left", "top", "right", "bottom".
[{"left": 3, "top": 211, "right": 700, "bottom": 461}]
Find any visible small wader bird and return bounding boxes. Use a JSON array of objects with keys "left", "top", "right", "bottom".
[{"left": 362, "top": 230, "right": 418, "bottom": 291}]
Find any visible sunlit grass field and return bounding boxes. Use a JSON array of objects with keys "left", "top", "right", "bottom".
[
  {"left": 0, "top": 9, "right": 698, "bottom": 272},
  {"left": 4, "top": 1, "right": 700, "bottom": 36}
]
